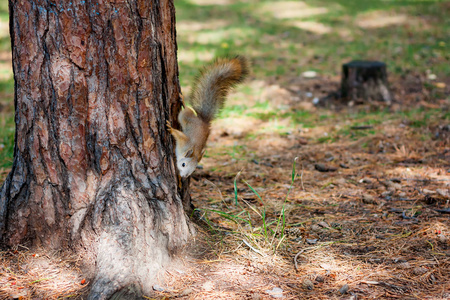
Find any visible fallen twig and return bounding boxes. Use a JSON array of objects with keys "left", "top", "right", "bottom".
[
  {"left": 300, "top": 163, "right": 305, "bottom": 191},
  {"left": 242, "top": 239, "right": 264, "bottom": 256},
  {"left": 359, "top": 280, "right": 408, "bottom": 292},
  {"left": 351, "top": 125, "right": 374, "bottom": 130},
  {"left": 294, "top": 248, "right": 307, "bottom": 271},
  {"left": 294, "top": 246, "right": 320, "bottom": 271}
]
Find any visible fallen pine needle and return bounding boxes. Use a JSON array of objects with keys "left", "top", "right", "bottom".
[
  {"left": 359, "top": 280, "right": 380, "bottom": 285},
  {"left": 30, "top": 276, "right": 55, "bottom": 284}
]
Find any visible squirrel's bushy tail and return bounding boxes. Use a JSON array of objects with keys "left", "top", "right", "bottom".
[{"left": 189, "top": 55, "right": 249, "bottom": 123}]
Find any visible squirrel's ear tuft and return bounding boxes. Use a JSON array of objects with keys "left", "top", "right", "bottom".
[{"left": 184, "top": 148, "right": 194, "bottom": 158}]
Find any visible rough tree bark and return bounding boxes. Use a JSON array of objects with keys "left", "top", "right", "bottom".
[{"left": 0, "top": 0, "right": 191, "bottom": 298}]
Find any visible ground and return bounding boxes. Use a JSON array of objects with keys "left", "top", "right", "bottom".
[{"left": 0, "top": 0, "right": 449, "bottom": 299}]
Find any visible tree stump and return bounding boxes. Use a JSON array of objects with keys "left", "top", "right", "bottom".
[{"left": 341, "top": 60, "right": 392, "bottom": 103}]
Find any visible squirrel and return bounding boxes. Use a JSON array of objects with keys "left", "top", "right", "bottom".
[{"left": 167, "top": 56, "right": 249, "bottom": 177}]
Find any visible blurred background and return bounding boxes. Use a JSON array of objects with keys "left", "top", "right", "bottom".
[{"left": 175, "top": 0, "right": 449, "bottom": 81}]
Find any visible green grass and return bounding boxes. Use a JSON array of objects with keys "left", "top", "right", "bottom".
[
  {"left": 0, "top": 36, "right": 9, "bottom": 52},
  {"left": 220, "top": 100, "right": 287, "bottom": 122},
  {"left": 0, "top": 113, "right": 14, "bottom": 168},
  {"left": 444, "top": 111, "right": 450, "bottom": 120},
  {"left": 0, "top": 82, "right": 14, "bottom": 171},
  {"left": 221, "top": 103, "right": 446, "bottom": 134},
  {"left": 0, "top": 0, "right": 7, "bottom": 22},
  {"left": 0, "top": 0, "right": 13, "bottom": 172},
  {"left": 339, "top": 127, "right": 376, "bottom": 140},
  {"left": 398, "top": 108, "right": 444, "bottom": 128},
  {"left": 317, "top": 135, "right": 335, "bottom": 144},
  {"left": 287, "top": 110, "right": 317, "bottom": 128},
  {"left": 0, "top": 77, "right": 13, "bottom": 93},
  {"left": 312, "top": 106, "right": 447, "bottom": 143}
]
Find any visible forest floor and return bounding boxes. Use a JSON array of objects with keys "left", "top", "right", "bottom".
[
  {"left": 1, "top": 0, "right": 450, "bottom": 299},
  {"left": 2, "top": 71, "right": 449, "bottom": 300},
  {"left": 163, "top": 74, "right": 450, "bottom": 300}
]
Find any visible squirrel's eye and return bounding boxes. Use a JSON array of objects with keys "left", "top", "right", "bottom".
[{"left": 182, "top": 163, "right": 186, "bottom": 167}]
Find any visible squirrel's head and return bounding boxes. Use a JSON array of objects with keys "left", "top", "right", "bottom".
[
  {"left": 177, "top": 156, "right": 198, "bottom": 177},
  {"left": 177, "top": 149, "right": 199, "bottom": 177}
]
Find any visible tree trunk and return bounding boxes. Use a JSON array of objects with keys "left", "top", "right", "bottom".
[
  {"left": 341, "top": 60, "right": 392, "bottom": 103},
  {"left": 0, "top": 0, "right": 191, "bottom": 299}
]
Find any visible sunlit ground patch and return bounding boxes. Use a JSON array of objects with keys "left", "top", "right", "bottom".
[
  {"left": 178, "top": 49, "right": 216, "bottom": 64},
  {"left": 0, "top": 21, "right": 8, "bottom": 38},
  {"left": 289, "top": 21, "right": 332, "bottom": 35},
  {"left": 355, "top": 11, "right": 429, "bottom": 29},
  {"left": 258, "top": 1, "right": 329, "bottom": 19},
  {"left": 186, "top": 0, "right": 234, "bottom": 6},
  {"left": 0, "top": 249, "right": 88, "bottom": 299},
  {"left": 176, "top": 19, "right": 230, "bottom": 34},
  {"left": 0, "top": 52, "right": 12, "bottom": 81}
]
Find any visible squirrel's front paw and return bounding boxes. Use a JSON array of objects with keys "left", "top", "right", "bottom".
[{"left": 166, "top": 120, "right": 173, "bottom": 133}]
